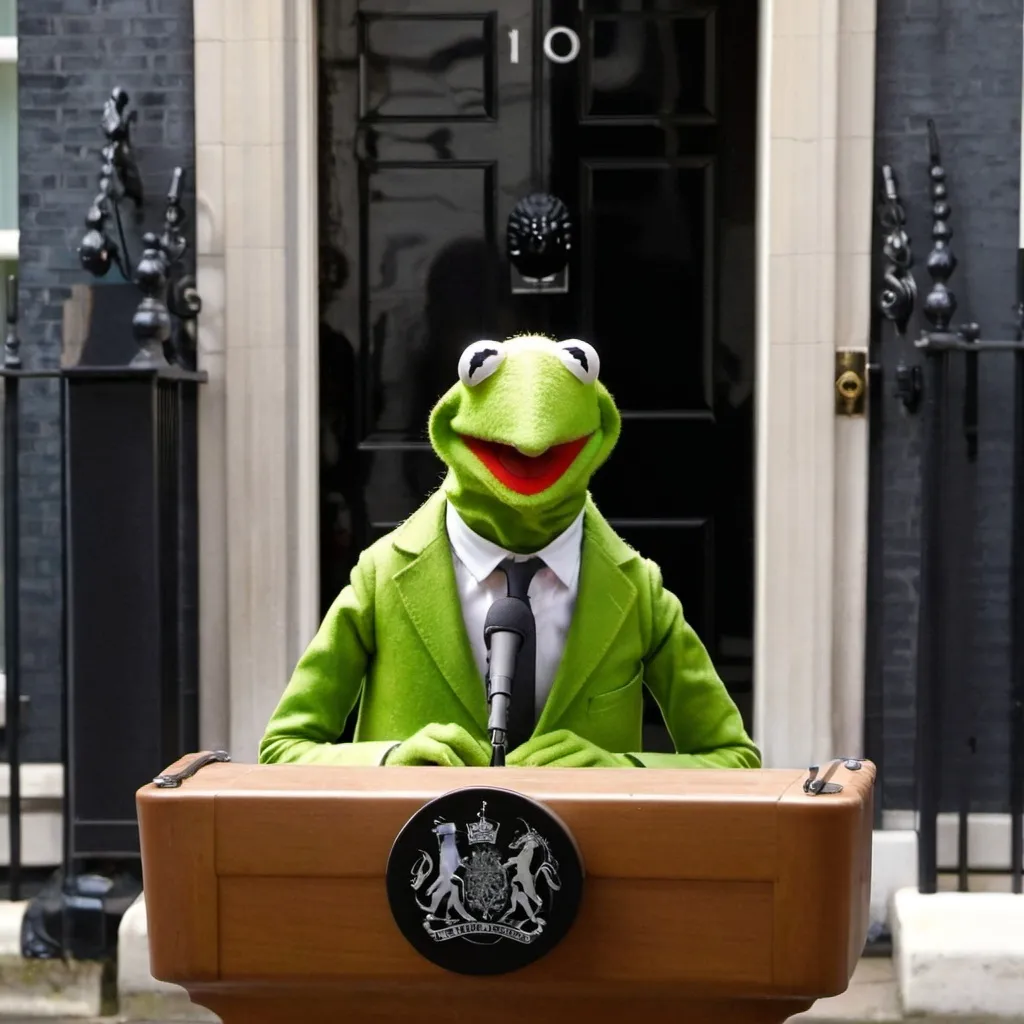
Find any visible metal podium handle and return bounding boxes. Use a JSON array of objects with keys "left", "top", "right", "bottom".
[
  {"left": 803, "top": 757, "right": 863, "bottom": 796},
  {"left": 153, "top": 749, "right": 231, "bottom": 788}
]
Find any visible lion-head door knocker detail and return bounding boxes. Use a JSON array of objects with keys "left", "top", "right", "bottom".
[
  {"left": 506, "top": 193, "right": 573, "bottom": 295},
  {"left": 386, "top": 786, "right": 584, "bottom": 975}
]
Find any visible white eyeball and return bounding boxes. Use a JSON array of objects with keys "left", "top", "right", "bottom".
[
  {"left": 458, "top": 340, "right": 506, "bottom": 387},
  {"left": 556, "top": 339, "right": 600, "bottom": 384}
]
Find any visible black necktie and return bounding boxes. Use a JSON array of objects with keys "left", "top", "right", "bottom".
[{"left": 495, "top": 557, "right": 545, "bottom": 748}]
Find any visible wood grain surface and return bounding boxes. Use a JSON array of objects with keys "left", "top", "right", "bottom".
[
  {"left": 137, "top": 757, "right": 875, "bottom": 1024},
  {"left": 191, "top": 989, "right": 815, "bottom": 1024}
]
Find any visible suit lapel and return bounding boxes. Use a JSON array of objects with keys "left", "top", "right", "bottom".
[
  {"left": 535, "top": 498, "right": 638, "bottom": 733},
  {"left": 392, "top": 492, "right": 489, "bottom": 728}
]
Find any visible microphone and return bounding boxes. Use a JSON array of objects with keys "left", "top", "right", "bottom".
[{"left": 483, "top": 597, "right": 533, "bottom": 767}]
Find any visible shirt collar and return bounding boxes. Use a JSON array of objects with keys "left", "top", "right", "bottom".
[{"left": 445, "top": 501, "right": 583, "bottom": 590}]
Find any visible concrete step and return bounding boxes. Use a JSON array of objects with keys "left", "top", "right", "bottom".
[
  {"left": 892, "top": 889, "right": 1024, "bottom": 1019},
  {"left": 0, "top": 900, "right": 106, "bottom": 1018}
]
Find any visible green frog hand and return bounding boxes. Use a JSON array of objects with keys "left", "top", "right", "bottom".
[
  {"left": 506, "top": 729, "right": 637, "bottom": 768},
  {"left": 383, "top": 723, "right": 491, "bottom": 767}
]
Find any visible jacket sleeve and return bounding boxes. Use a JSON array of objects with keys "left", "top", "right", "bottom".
[
  {"left": 258, "top": 550, "right": 395, "bottom": 767},
  {"left": 632, "top": 560, "right": 761, "bottom": 769}
]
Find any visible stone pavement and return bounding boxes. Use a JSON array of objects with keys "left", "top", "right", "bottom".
[
  {"left": 0, "top": 960, "right": 984, "bottom": 1024},
  {"left": 1, "top": 956, "right": 1022, "bottom": 1024}
]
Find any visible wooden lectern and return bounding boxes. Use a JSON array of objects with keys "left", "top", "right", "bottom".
[{"left": 137, "top": 756, "right": 873, "bottom": 1024}]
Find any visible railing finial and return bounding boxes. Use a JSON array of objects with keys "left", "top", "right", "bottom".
[
  {"left": 878, "top": 164, "right": 916, "bottom": 335},
  {"left": 921, "top": 119, "right": 957, "bottom": 333}
]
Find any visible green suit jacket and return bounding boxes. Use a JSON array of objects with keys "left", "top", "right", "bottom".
[{"left": 259, "top": 490, "right": 760, "bottom": 769}]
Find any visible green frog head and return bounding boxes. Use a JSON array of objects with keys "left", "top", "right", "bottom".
[{"left": 428, "top": 334, "right": 621, "bottom": 552}]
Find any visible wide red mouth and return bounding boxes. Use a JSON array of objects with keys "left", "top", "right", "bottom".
[{"left": 461, "top": 434, "right": 591, "bottom": 495}]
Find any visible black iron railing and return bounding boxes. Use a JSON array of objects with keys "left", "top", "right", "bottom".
[
  {"left": 2, "top": 87, "right": 205, "bottom": 956},
  {"left": 878, "top": 120, "right": 1024, "bottom": 895},
  {"left": 0, "top": 289, "right": 63, "bottom": 904},
  {"left": 3, "top": 273, "right": 24, "bottom": 902}
]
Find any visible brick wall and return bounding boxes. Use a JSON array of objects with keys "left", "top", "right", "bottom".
[
  {"left": 16, "top": 0, "right": 194, "bottom": 760},
  {"left": 870, "top": 0, "right": 1022, "bottom": 811}
]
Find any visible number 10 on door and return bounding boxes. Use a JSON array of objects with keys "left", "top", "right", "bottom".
[{"left": 508, "top": 26, "right": 582, "bottom": 65}]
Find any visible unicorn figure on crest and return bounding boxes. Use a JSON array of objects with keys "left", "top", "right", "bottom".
[{"left": 500, "top": 820, "right": 562, "bottom": 931}]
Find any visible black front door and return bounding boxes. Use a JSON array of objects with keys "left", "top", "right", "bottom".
[{"left": 318, "top": 0, "right": 758, "bottom": 741}]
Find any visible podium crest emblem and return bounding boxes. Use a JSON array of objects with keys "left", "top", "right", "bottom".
[
  {"left": 462, "top": 803, "right": 510, "bottom": 919},
  {"left": 387, "top": 787, "right": 583, "bottom": 975}
]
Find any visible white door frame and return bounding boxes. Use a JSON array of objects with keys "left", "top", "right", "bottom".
[
  {"left": 752, "top": 0, "right": 877, "bottom": 767},
  {"left": 191, "top": 0, "right": 878, "bottom": 767}
]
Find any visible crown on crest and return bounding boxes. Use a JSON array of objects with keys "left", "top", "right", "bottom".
[{"left": 466, "top": 801, "right": 499, "bottom": 845}]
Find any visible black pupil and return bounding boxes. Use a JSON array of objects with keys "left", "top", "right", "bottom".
[
  {"left": 564, "top": 346, "right": 588, "bottom": 372},
  {"left": 468, "top": 347, "right": 499, "bottom": 377}
]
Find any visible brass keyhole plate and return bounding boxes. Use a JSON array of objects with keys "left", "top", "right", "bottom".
[{"left": 835, "top": 350, "right": 867, "bottom": 416}]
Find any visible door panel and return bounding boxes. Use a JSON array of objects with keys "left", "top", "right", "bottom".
[
  {"left": 359, "top": 15, "right": 494, "bottom": 119},
  {"left": 319, "top": 0, "right": 534, "bottom": 579},
  {"left": 318, "top": 0, "right": 757, "bottom": 735},
  {"left": 545, "top": 0, "right": 757, "bottom": 721},
  {"left": 586, "top": 12, "right": 714, "bottom": 121},
  {"left": 580, "top": 160, "right": 713, "bottom": 413}
]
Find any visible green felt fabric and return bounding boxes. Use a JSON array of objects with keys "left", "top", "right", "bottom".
[
  {"left": 428, "top": 336, "right": 621, "bottom": 552},
  {"left": 382, "top": 722, "right": 491, "bottom": 767},
  {"left": 258, "top": 490, "right": 760, "bottom": 769},
  {"left": 505, "top": 728, "right": 636, "bottom": 768}
]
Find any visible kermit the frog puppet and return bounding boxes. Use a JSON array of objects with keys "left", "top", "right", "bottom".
[{"left": 259, "top": 335, "right": 759, "bottom": 769}]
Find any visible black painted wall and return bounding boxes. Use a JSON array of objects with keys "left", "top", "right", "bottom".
[
  {"left": 869, "top": 0, "right": 1023, "bottom": 812},
  {"left": 16, "top": 0, "right": 194, "bottom": 761}
]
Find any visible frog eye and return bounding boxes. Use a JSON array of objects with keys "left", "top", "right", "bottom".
[
  {"left": 556, "top": 339, "right": 600, "bottom": 384},
  {"left": 458, "top": 340, "right": 506, "bottom": 387}
]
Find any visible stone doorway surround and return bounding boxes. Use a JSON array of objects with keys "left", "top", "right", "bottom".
[{"left": 190, "top": 0, "right": 879, "bottom": 770}]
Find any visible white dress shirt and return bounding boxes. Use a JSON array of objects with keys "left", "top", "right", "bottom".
[{"left": 445, "top": 501, "right": 583, "bottom": 719}]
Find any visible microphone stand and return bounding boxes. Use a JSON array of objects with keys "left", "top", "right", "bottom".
[
  {"left": 483, "top": 598, "right": 530, "bottom": 767},
  {"left": 486, "top": 634, "right": 519, "bottom": 767},
  {"left": 489, "top": 724, "right": 508, "bottom": 768}
]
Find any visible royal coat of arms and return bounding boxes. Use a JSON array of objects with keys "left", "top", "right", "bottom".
[
  {"left": 387, "top": 786, "right": 584, "bottom": 974},
  {"left": 409, "top": 801, "right": 562, "bottom": 944}
]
